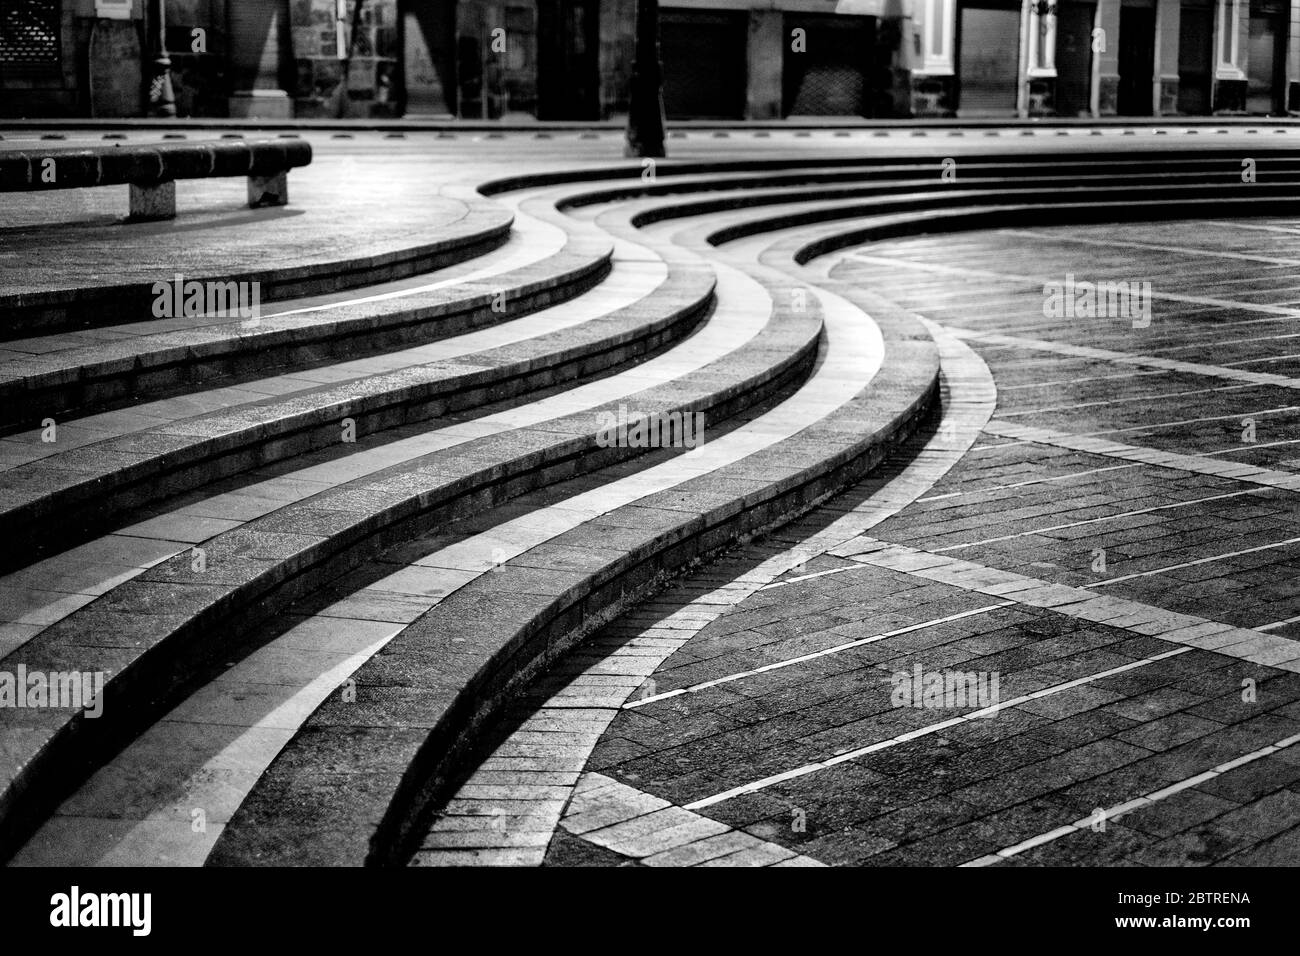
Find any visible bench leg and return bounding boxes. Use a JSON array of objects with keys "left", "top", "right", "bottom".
[
  {"left": 248, "top": 172, "right": 289, "bottom": 208},
  {"left": 128, "top": 181, "right": 177, "bottom": 221}
]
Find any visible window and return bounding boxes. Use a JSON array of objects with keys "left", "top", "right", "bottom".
[{"left": 0, "top": 0, "right": 60, "bottom": 66}]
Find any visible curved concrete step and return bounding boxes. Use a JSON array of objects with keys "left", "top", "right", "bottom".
[
  {"left": 0, "top": 183, "right": 513, "bottom": 337},
  {"left": 205, "top": 204, "right": 940, "bottom": 866},
  {"left": 0, "top": 242, "right": 711, "bottom": 570},
  {"left": 0, "top": 218, "right": 820, "bottom": 860},
  {"left": 0, "top": 220, "right": 612, "bottom": 432}
]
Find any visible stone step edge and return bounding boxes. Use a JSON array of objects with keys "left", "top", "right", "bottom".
[
  {"left": 0, "top": 205, "right": 514, "bottom": 338},
  {"left": 0, "top": 237, "right": 615, "bottom": 429},
  {"left": 554, "top": 159, "right": 1300, "bottom": 211},
  {"left": 477, "top": 147, "right": 1300, "bottom": 196},
  {"left": 0, "top": 262, "right": 716, "bottom": 570},
  {"left": 0, "top": 287, "right": 821, "bottom": 863},
  {"left": 787, "top": 193, "right": 1300, "bottom": 266}
]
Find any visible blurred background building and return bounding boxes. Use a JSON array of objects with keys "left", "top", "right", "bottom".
[{"left": 1, "top": 0, "right": 1296, "bottom": 119}]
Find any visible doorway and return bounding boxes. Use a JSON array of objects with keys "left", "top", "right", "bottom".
[
  {"left": 1056, "top": 3, "right": 1096, "bottom": 116},
  {"left": 661, "top": 11, "right": 747, "bottom": 119},
  {"left": 957, "top": 0, "right": 1021, "bottom": 115},
  {"left": 537, "top": 0, "right": 599, "bottom": 119},
  {"left": 782, "top": 14, "right": 875, "bottom": 116},
  {"left": 1247, "top": 3, "right": 1286, "bottom": 114},
  {"left": 1117, "top": 4, "right": 1155, "bottom": 115},
  {"left": 1177, "top": 0, "right": 1213, "bottom": 114}
]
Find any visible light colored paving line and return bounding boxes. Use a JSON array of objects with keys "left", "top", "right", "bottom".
[
  {"left": 838, "top": 538, "right": 1300, "bottom": 672},
  {"left": 411, "top": 264, "right": 998, "bottom": 867},
  {"left": 625, "top": 602, "right": 1013, "bottom": 708},
  {"left": 962, "top": 727, "right": 1300, "bottom": 866},
  {"left": 916, "top": 434, "right": 1300, "bottom": 504},
  {"left": 995, "top": 382, "right": 1257, "bottom": 418},
  {"left": 683, "top": 646, "right": 1194, "bottom": 811},
  {"left": 982, "top": 419, "right": 1300, "bottom": 492},
  {"left": 1085, "top": 535, "right": 1300, "bottom": 587},
  {"left": 931, "top": 487, "right": 1268, "bottom": 553},
  {"left": 543, "top": 773, "right": 823, "bottom": 866},
  {"left": 997, "top": 228, "right": 1300, "bottom": 267},
  {"left": 950, "top": 328, "right": 1300, "bottom": 392},
  {"left": 1258, "top": 613, "right": 1300, "bottom": 632},
  {"left": 842, "top": 251, "right": 1300, "bottom": 324},
  {"left": 917, "top": 463, "right": 1142, "bottom": 502},
  {"left": 1207, "top": 220, "right": 1300, "bottom": 237},
  {"left": 0, "top": 231, "right": 658, "bottom": 470},
  {"left": 0, "top": 246, "right": 757, "bottom": 666},
  {"left": 13, "top": 252, "right": 882, "bottom": 867}
]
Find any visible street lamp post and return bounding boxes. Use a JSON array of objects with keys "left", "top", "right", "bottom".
[
  {"left": 147, "top": 0, "right": 177, "bottom": 117},
  {"left": 624, "top": 0, "right": 666, "bottom": 158}
]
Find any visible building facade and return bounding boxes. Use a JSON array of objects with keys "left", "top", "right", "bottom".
[{"left": 1, "top": 0, "right": 1298, "bottom": 118}]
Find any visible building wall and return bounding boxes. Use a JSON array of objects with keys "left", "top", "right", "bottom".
[{"left": 3, "top": 0, "right": 1298, "bottom": 118}]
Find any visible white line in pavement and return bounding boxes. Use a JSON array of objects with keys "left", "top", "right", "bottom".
[
  {"left": 963, "top": 727, "right": 1300, "bottom": 866},
  {"left": 997, "top": 229, "right": 1300, "bottom": 267},
  {"left": 995, "top": 383, "right": 1256, "bottom": 418},
  {"left": 981, "top": 420, "right": 1300, "bottom": 492},
  {"left": 549, "top": 772, "right": 824, "bottom": 866},
  {"left": 625, "top": 602, "right": 1013, "bottom": 708},
  {"left": 1258, "top": 613, "right": 1300, "bottom": 631},
  {"left": 949, "top": 328, "right": 1300, "bottom": 392},
  {"left": 843, "top": 252, "right": 1300, "bottom": 324},
  {"left": 682, "top": 647, "right": 1194, "bottom": 811},
  {"left": 1086, "top": 536, "right": 1300, "bottom": 588},
  {"left": 917, "top": 463, "right": 1142, "bottom": 502},
  {"left": 932, "top": 488, "right": 1267, "bottom": 553},
  {"left": 914, "top": 436, "right": 1300, "bottom": 503}
]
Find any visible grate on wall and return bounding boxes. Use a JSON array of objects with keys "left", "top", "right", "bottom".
[{"left": 0, "top": 0, "right": 60, "bottom": 65}]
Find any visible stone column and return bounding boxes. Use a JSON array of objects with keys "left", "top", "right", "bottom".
[
  {"left": 909, "top": 0, "right": 956, "bottom": 116},
  {"left": 401, "top": 0, "right": 456, "bottom": 116},
  {"left": 1212, "top": 0, "right": 1248, "bottom": 111},
  {"left": 1095, "top": 0, "right": 1121, "bottom": 114},
  {"left": 1155, "top": 0, "right": 1181, "bottom": 113},
  {"left": 1024, "top": 0, "right": 1059, "bottom": 116},
  {"left": 227, "top": 0, "right": 292, "bottom": 118},
  {"left": 1288, "top": 0, "right": 1300, "bottom": 111},
  {"left": 746, "top": 10, "right": 783, "bottom": 119}
]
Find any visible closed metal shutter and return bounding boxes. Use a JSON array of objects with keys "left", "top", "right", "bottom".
[
  {"left": 0, "top": 0, "right": 60, "bottom": 65},
  {"left": 783, "top": 14, "right": 873, "bottom": 116},
  {"left": 957, "top": 1, "right": 1020, "bottom": 115},
  {"left": 660, "top": 10, "right": 747, "bottom": 119}
]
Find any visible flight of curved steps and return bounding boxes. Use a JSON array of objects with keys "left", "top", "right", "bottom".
[{"left": 3, "top": 144, "right": 1296, "bottom": 866}]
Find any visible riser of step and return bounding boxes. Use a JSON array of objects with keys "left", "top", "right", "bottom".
[
  {"left": 0, "top": 243, "right": 614, "bottom": 431},
  {"left": 477, "top": 148, "right": 1300, "bottom": 196},
  {"left": 0, "top": 203, "right": 513, "bottom": 338}
]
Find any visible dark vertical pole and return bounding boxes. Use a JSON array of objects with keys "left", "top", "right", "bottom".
[
  {"left": 624, "top": 0, "right": 666, "bottom": 157},
  {"left": 147, "top": 0, "right": 177, "bottom": 117}
]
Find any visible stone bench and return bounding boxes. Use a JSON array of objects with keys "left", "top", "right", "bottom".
[{"left": 0, "top": 138, "right": 313, "bottom": 220}]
